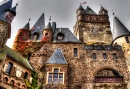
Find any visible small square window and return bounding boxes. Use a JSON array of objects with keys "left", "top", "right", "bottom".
[
  {"left": 113, "top": 53, "right": 117, "bottom": 59},
  {"left": 92, "top": 53, "right": 96, "bottom": 59},
  {"left": 103, "top": 53, "right": 107, "bottom": 59},
  {"left": 54, "top": 69, "right": 59, "bottom": 73}
]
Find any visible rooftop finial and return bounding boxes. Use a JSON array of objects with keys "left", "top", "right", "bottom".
[
  {"left": 112, "top": 10, "right": 115, "bottom": 16},
  {"left": 49, "top": 16, "right": 51, "bottom": 22},
  {"left": 100, "top": 4, "right": 102, "bottom": 7},
  {"left": 28, "top": 18, "right": 31, "bottom": 22},
  {"left": 16, "top": 1, "right": 19, "bottom": 6}
]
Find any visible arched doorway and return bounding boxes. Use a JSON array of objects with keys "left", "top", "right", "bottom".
[{"left": 94, "top": 68, "right": 127, "bottom": 89}]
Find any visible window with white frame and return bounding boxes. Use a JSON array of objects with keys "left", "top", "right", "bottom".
[{"left": 47, "top": 68, "right": 64, "bottom": 84}]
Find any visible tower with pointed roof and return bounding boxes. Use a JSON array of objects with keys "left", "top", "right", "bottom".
[
  {"left": 74, "top": 5, "right": 112, "bottom": 45},
  {"left": 42, "top": 21, "right": 53, "bottom": 42},
  {"left": 0, "top": 0, "right": 17, "bottom": 51},
  {"left": 12, "top": 21, "right": 31, "bottom": 52},
  {"left": 112, "top": 16, "right": 130, "bottom": 69}
]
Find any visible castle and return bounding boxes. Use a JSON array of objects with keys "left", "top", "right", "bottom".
[{"left": 0, "top": 0, "right": 130, "bottom": 89}]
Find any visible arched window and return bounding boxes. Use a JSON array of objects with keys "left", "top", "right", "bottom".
[
  {"left": 95, "top": 69, "right": 123, "bottom": 83},
  {"left": 57, "top": 33, "right": 64, "bottom": 40},
  {"left": 10, "top": 80, "right": 15, "bottom": 86},
  {"left": 6, "top": 62, "right": 13, "bottom": 75},
  {"left": 24, "top": 72, "right": 28, "bottom": 79},
  {"left": 3, "top": 77, "right": 8, "bottom": 83}
]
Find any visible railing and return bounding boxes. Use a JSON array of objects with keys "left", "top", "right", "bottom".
[{"left": 95, "top": 76, "right": 123, "bottom": 83}]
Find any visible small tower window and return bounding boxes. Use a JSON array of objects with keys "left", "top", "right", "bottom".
[
  {"left": 113, "top": 53, "right": 117, "bottom": 59},
  {"left": 24, "top": 72, "right": 28, "bottom": 79},
  {"left": 74, "top": 48, "right": 78, "bottom": 57},
  {"left": 103, "top": 53, "right": 107, "bottom": 59},
  {"left": 47, "top": 68, "right": 64, "bottom": 84},
  {"left": 125, "top": 37, "right": 129, "bottom": 43},
  {"left": 92, "top": 53, "right": 96, "bottom": 59},
  {"left": 45, "top": 33, "right": 48, "bottom": 36},
  {"left": 6, "top": 62, "right": 13, "bottom": 75},
  {"left": 57, "top": 33, "right": 64, "bottom": 40}
]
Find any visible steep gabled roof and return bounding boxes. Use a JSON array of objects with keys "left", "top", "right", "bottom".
[
  {"left": 113, "top": 16, "right": 130, "bottom": 41},
  {"left": 3, "top": 45, "right": 34, "bottom": 71},
  {"left": 46, "top": 48, "right": 68, "bottom": 64},
  {"left": 53, "top": 28, "right": 81, "bottom": 43},
  {"left": 31, "top": 13, "right": 45, "bottom": 40},
  {"left": 86, "top": 6, "right": 97, "bottom": 15}
]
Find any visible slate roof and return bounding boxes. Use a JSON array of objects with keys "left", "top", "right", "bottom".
[
  {"left": 0, "top": 0, "right": 12, "bottom": 13},
  {"left": 0, "top": 0, "right": 13, "bottom": 21},
  {"left": 53, "top": 28, "right": 81, "bottom": 43},
  {"left": 44, "top": 22, "right": 51, "bottom": 29},
  {"left": 46, "top": 48, "right": 68, "bottom": 64},
  {"left": 86, "top": 6, "right": 97, "bottom": 15},
  {"left": 31, "top": 13, "right": 45, "bottom": 40},
  {"left": 112, "top": 16, "right": 130, "bottom": 41},
  {"left": 23, "top": 22, "right": 30, "bottom": 30},
  {"left": 3, "top": 45, "right": 34, "bottom": 71}
]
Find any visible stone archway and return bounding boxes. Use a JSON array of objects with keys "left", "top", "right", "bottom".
[{"left": 93, "top": 68, "right": 127, "bottom": 89}]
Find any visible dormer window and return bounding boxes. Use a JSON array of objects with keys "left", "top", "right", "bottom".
[
  {"left": 33, "top": 32, "right": 39, "bottom": 40},
  {"left": 57, "top": 33, "right": 64, "bottom": 40}
]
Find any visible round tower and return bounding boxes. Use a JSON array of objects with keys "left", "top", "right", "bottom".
[
  {"left": 112, "top": 16, "right": 130, "bottom": 59},
  {"left": 13, "top": 22, "right": 31, "bottom": 50},
  {"left": 42, "top": 22, "right": 53, "bottom": 42}
]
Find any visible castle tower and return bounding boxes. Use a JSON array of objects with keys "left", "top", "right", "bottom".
[
  {"left": 0, "top": 0, "right": 17, "bottom": 51},
  {"left": 112, "top": 16, "right": 130, "bottom": 58},
  {"left": 12, "top": 22, "right": 31, "bottom": 51},
  {"left": 74, "top": 5, "right": 112, "bottom": 45},
  {"left": 42, "top": 21, "right": 53, "bottom": 42}
]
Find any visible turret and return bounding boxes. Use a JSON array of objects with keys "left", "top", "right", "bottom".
[
  {"left": 0, "top": 0, "right": 17, "bottom": 51},
  {"left": 76, "top": 4, "right": 85, "bottom": 21},
  {"left": 98, "top": 5, "right": 108, "bottom": 15},
  {"left": 13, "top": 21, "right": 31, "bottom": 50},
  {"left": 42, "top": 21, "right": 53, "bottom": 42},
  {"left": 112, "top": 16, "right": 130, "bottom": 59}
]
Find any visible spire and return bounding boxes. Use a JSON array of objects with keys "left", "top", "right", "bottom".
[
  {"left": 0, "top": 0, "right": 13, "bottom": 13},
  {"left": 113, "top": 16, "right": 130, "bottom": 41},
  {"left": 31, "top": 13, "right": 45, "bottom": 32},
  {"left": 31, "top": 13, "right": 45, "bottom": 40},
  {"left": 9, "top": 2, "right": 18, "bottom": 16},
  {"left": 79, "top": 4, "right": 83, "bottom": 10},
  {"left": 99, "top": 4, "right": 108, "bottom": 15},
  {"left": 23, "top": 19, "right": 30, "bottom": 30},
  {"left": 86, "top": 6, "right": 97, "bottom": 15},
  {"left": 45, "top": 22, "right": 51, "bottom": 29},
  {"left": 46, "top": 48, "right": 68, "bottom": 64}
]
